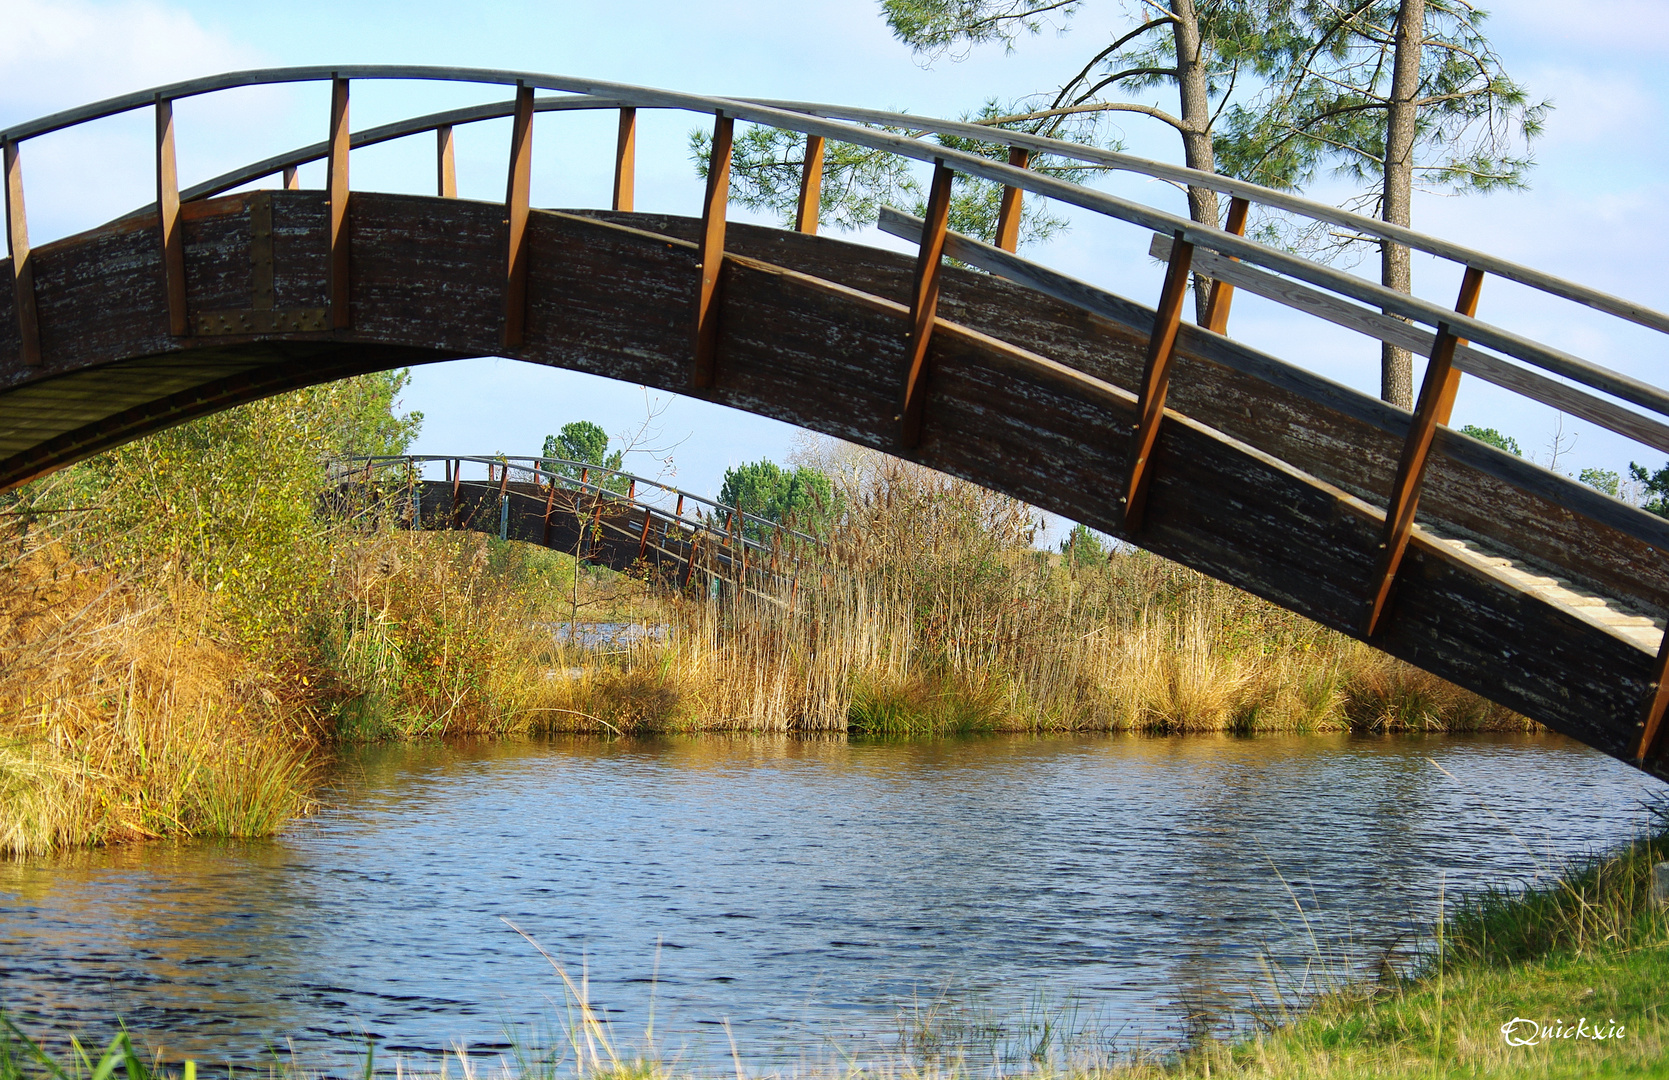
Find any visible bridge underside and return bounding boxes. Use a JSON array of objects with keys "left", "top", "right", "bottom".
[{"left": 3, "top": 190, "right": 1665, "bottom": 777}]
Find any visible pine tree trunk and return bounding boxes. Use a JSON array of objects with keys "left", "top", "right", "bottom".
[
  {"left": 1171, "top": 0, "right": 1222, "bottom": 324},
  {"left": 1380, "top": 0, "right": 1424, "bottom": 408}
]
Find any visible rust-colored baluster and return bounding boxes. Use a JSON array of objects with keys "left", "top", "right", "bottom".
[
  {"left": 1121, "top": 230, "right": 1195, "bottom": 532},
  {"left": 1637, "top": 639, "right": 1669, "bottom": 766},
  {"left": 1201, "top": 196, "right": 1250, "bottom": 335},
  {"left": 282, "top": 165, "right": 300, "bottom": 190},
  {"left": 450, "top": 458, "right": 463, "bottom": 528},
  {"left": 900, "top": 163, "right": 954, "bottom": 450},
  {"left": 795, "top": 134, "right": 825, "bottom": 235},
  {"left": 155, "top": 98, "right": 187, "bottom": 336},
  {"left": 436, "top": 124, "right": 457, "bottom": 198},
  {"left": 1363, "top": 266, "right": 1487, "bottom": 636},
  {"left": 613, "top": 107, "right": 636, "bottom": 212},
  {"left": 327, "top": 77, "right": 351, "bottom": 329},
  {"left": 692, "top": 112, "right": 733, "bottom": 389},
  {"left": 3, "top": 137, "right": 41, "bottom": 368},
  {"left": 993, "top": 147, "right": 1029, "bottom": 253},
  {"left": 542, "top": 473, "right": 558, "bottom": 547},
  {"left": 502, "top": 85, "right": 534, "bottom": 348}
]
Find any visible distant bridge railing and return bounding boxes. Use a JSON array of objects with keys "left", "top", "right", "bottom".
[
  {"left": 6, "top": 65, "right": 1669, "bottom": 760},
  {"left": 334, "top": 454, "right": 823, "bottom": 597}
]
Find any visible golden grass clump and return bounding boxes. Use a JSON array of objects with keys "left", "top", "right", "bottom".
[{"left": 0, "top": 535, "right": 311, "bottom": 858}]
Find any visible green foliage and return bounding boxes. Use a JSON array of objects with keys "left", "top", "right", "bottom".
[
  {"left": 42, "top": 372, "right": 421, "bottom": 646},
  {"left": 542, "top": 421, "right": 628, "bottom": 495},
  {"left": 1579, "top": 466, "right": 1621, "bottom": 498},
  {"left": 1058, "top": 523, "right": 1106, "bottom": 567},
  {"left": 1629, "top": 460, "right": 1669, "bottom": 518},
  {"left": 718, "top": 459, "right": 835, "bottom": 540},
  {"left": 1217, "top": 1, "right": 1546, "bottom": 249},
  {"left": 1459, "top": 425, "right": 1521, "bottom": 456}
]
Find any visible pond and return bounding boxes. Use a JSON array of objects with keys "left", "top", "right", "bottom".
[{"left": 0, "top": 732, "right": 1660, "bottom": 1071}]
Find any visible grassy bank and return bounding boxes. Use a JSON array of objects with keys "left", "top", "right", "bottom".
[
  {"left": 1129, "top": 817, "right": 1669, "bottom": 1079},
  {"left": 3, "top": 819, "right": 1662, "bottom": 1078}
]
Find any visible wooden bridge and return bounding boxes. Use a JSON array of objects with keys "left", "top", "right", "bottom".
[
  {"left": 335, "top": 453, "right": 818, "bottom": 595},
  {"left": 4, "top": 67, "right": 1669, "bottom": 779}
]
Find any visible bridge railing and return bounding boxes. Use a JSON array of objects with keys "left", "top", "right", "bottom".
[
  {"left": 338, "top": 454, "right": 824, "bottom": 588},
  {"left": 6, "top": 66, "right": 1669, "bottom": 749}
]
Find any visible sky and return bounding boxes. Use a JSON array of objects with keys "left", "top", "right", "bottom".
[{"left": 2, "top": 0, "right": 1666, "bottom": 523}]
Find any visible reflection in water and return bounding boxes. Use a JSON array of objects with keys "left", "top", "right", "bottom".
[{"left": 0, "top": 732, "right": 1660, "bottom": 1068}]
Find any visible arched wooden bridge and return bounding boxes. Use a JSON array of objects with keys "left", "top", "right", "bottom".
[
  {"left": 5, "top": 67, "right": 1669, "bottom": 778},
  {"left": 336, "top": 453, "right": 819, "bottom": 595}
]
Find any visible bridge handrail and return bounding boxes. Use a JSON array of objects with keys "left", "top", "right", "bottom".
[
  {"left": 344, "top": 453, "right": 825, "bottom": 551},
  {"left": 5, "top": 64, "right": 1663, "bottom": 352},
  {"left": 7, "top": 64, "right": 1669, "bottom": 567}
]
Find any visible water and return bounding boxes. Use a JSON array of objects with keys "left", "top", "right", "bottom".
[{"left": 0, "top": 732, "right": 1661, "bottom": 1070}]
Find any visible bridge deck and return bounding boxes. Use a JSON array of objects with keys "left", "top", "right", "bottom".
[{"left": 3, "top": 188, "right": 1665, "bottom": 777}]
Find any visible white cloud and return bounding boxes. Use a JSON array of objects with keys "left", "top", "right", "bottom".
[{"left": 0, "top": 0, "right": 260, "bottom": 124}]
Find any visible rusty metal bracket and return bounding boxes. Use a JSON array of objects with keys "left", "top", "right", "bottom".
[{"left": 194, "top": 192, "right": 327, "bottom": 336}]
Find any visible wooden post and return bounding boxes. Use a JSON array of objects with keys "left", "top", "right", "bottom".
[
  {"left": 542, "top": 474, "right": 558, "bottom": 547},
  {"left": 1121, "top": 230, "right": 1195, "bottom": 532},
  {"left": 692, "top": 112, "right": 733, "bottom": 389},
  {"left": 436, "top": 124, "right": 457, "bottom": 198},
  {"left": 1363, "top": 266, "right": 1487, "bottom": 636},
  {"left": 612, "top": 107, "right": 636, "bottom": 212},
  {"left": 327, "top": 77, "right": 351, "bottom": 329},
  {"left": 900, "top": 162, "right": 954, "bottom": 449},
  {"left": 3, "top": 138, "right": 41, "bottom": 368},
  {"left": 1200, "top": 196, "right": 1250, "bottom": 335},
  {"left": 993, "top": 147, "right": 1029, "bottom": 253},
  {"left": 502, "top": 85, "right": 535, "bottom": 348},
  {"left": 795, "top": 134, "right": 825, "bottom": 235},
  {"left": 155, "top": 98, "right": 187, "bottom": 336},
  {"left": 450, "top": 458, "right": 463, "bottom": 528},
  {"left": 1636, "top": 638, "right": 1669, "bottom": 765}
]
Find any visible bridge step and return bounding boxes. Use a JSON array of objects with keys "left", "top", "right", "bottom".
[{"left": 1440, "top": 536, "right": 1665, "bottom": 652}]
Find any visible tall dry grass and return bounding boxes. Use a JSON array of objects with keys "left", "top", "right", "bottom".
[
  {"left": 0, "top": 528, "right": 312, "bottom": 857},
  {"left": 527, "top": 443, "right": 1525, "bottom": 737}
]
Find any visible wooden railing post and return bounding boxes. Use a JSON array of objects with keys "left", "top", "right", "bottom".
[
  {"left": 542, "top": 473, "right": 558, "bottom": 547},
  {"left": 436, "top": 124, "right": 457, "bottom": 198},
  {"left": 502, "top": 85, "right": 535, "bottom": 348},
  {"left": 1636, "top": 641, "right": 1669, "bottom": 766},
  {"left": 795, "top": 134, "right": 825, "bottom": 235},
  {"left": 282, "top": 165, "right": 300, "bottom": 190},
  {"left": 993, "top": 147, "right": 1029, "bottom": 253},
  {"left": 692, "top": 111, "right": 733, "bottom": 389},
  {"left": 1121, "top": 230, "right": 1195, "bottom": 531},
  {"left": 1200, "top": 196, "right": 1249, "bottom": 335},
  {"left": 327, "top": 77, "right": 351, "bottom": 329},
  {"left": 1363, "top": 266, "right": 1487, "bottom": 636},
  {"left": 612, "top": 107, "right": 636, "bottom": 212},
  {"left": 900, "top": 162, "right": 954, "bottom": 449},
  {"left": 155, "top": 98, "right": 187, "bottom": 336},
  {"left": 3, "top": 137, "right": 41, "bottom": 368}
]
